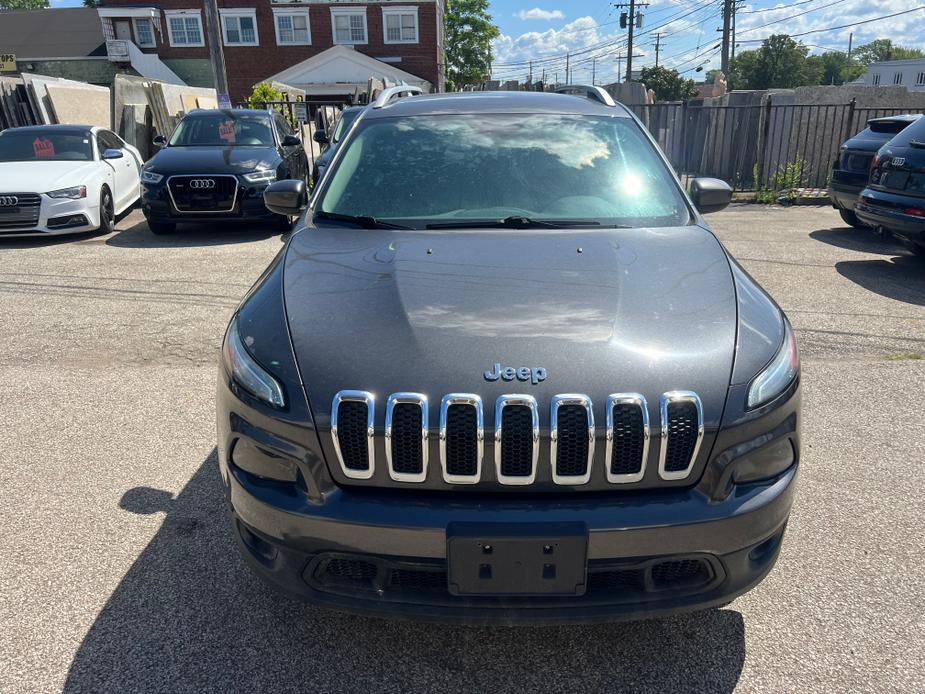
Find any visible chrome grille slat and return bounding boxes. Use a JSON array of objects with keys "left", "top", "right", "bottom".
[
  {"left": 439, "top": 394, "right": 483, "bottom": 484},
  {"left": 550, "top": 394, "right": 594, "bottom": 485},
  {"left": 385, "top": 393, "right": 429, "bottom": 483},
  {"left": 494, "top": 394, "right": 539, "bottom": 485},
  {"left": 658, "top": 391, "right": 704, "bottom": 481},
  {"left": 331, "top": 390, "right": 375, "bottom": 480},
  {"left": 605, "top": 393, "right": 649, "bottom": 483}
]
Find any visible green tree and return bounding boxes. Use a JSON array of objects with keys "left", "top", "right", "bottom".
[
  {"left": 804, "top": 52, "right": 864, "bottom": 85},
  {"left": 0, "top": 0, "right": 49, "bottom": 8},
  {"left": 445, "top": 0, "right": 500, "bottom": 90},
  {"left": 246, "top": 83, "right": 282, "bottom": 109},
  {"left": 639, "top": 66, "right": 697, "bottom": 101},
  {"left": 852, "top": 39, "right": 924, "bottom": 65},
  {"left": 83, "top": 0, "right": 100, "bottom": 7},
  {"left": 728, "top": 35, "right": 817, "bottom": 89}
]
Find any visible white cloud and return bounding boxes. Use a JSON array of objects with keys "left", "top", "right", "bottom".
[{"left": 515, "top": 8, "right": 566, "bottom": 21}]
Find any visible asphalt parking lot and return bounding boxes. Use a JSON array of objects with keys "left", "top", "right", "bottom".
[{"left": 1, "top": 205, "right": 923, "bottom": 693}]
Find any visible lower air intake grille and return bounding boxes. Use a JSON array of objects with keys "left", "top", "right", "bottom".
[
  {"left": 610, "top": 403, "right": 645, "bottom": 475},
  {"left": 651, "top": 559, "right": 711, "bottom": 589},
  {"left": 555, "top": 404, "right": 590, "bottom": 478},
  {"left": 320, "top": 558, "right": 377, "bottom": 586},
  {"left": 390, "top": 403, "right": 424, "bottom": 474},
  {"left": 664, "top": 401, "right": 699, "bottom": 473},
  {"left": 445, "top": 404, "right": 478, "bottom": 477},
  {"left": 337, "top": 400, "right": 370, "bottom": 471},
  {"left": 500, "top": 405, "right": 534, "bottom": 477}
]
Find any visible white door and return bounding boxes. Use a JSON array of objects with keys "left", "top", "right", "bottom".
[
  {"left": 114, "top": 21, "right": 132, "bottom": 41},
  {"left": 99, "top": 131, "right": 139, "bottom": 212}
]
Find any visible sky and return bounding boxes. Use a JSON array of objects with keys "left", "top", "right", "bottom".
[
  {"left": 48, "top": 0, "right": 925, "bottom": 84},
  {"left": 488, "top": 0, "right": 925, "bottom": 84}
]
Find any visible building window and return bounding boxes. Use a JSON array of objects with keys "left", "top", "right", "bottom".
[
  {"left": 872, "top": 73, "right": 880, "bottom": 85},
  {"left": 221, "top": 9, "right": 259, "bottom": 46},
  {"left": 383, "top": 7, "right": 419, "bottom": 43},
  {"left": 331, "top": 9, "right": 367, "bottom": 45},
  {"left": 274, "top": 10, "right": 311, "bottom": 46},
  {"left": 893, "top": 72, "right": 903, "bottom": 85},
  {"left": 133, "top": 18, "right": 155, "bottom": 48},
  {"left": 165, "top": 11, "right": 204, "bottom": 47},
  {"left": 917, "top": 72, "right": 925, "bottom": 86}
]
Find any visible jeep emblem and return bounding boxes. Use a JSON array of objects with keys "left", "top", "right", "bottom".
[{"left": 484, "top": 363, "right": 547, "bottom": 385}]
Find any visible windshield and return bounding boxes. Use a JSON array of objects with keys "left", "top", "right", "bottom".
[
  {"left": 0, "top": 130, "right": 93, "bottom": 162},
  {"left": 169, "top": 113, "right": 274, "bottom": 147},
  {"left": 317, "top": 114, "right": 689, "bottom": 228},
  {"left": 332, "top": 109, "right": 361, "bottom": 143}
]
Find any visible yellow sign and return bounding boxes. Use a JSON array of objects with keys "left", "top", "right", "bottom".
[{"left": 0, "top": 54, "right": 16, "bottom": 72}]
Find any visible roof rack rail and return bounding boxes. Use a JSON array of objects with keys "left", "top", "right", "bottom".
[
  {"left": 553, "top": 85, "right": 616, "bottom": 107},
  {"left": 371, "top": 84, "right": 424, "bottom": 109}
]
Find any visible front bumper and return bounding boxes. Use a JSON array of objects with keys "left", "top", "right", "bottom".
[
  {"left": 141, "top": 178, "right": 277, "bottom": 224},
  {"left": 0, "top": 195, "right": 100, "bottom": 238},
  {"left": 225, "top": 460, "right": 795, "bottom": 624}
]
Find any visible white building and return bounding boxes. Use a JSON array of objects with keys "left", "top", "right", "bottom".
[{"left": 861, "top": 58, "right": 925, "bottom": 91}]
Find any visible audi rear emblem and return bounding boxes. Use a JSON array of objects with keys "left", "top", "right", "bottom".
[
  {"left": 0, "top": 195, "right": 19, "bottom": 207},
  {"left": 189, "top": 179, "right": 216, "bottom": 189}
]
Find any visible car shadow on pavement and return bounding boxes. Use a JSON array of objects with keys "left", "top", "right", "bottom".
[
  {"left": 808, "top": 226, "right": 908, "bottom": 255},
  {"left": 63, "top": 451, "right": 746, "bottom": 694},
  {"left": 106, "top": 219, "right": 285, "bottom": 249},
  {"left": 835, "top": 254, "right": 925, "bottom": 306}
]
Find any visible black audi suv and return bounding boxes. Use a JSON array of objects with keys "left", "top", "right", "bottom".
[
  {"left": 828, "top": 114, "right": 920, "bottom": 227},
  {"left": 217, "top": 88, "right": 801, "bottom": 623},
  {"left": 857, "top": 114, "right": 925, "bottom": 254},
  {"left": 140, "top": 109, "right": 308, "bottom": 234}
]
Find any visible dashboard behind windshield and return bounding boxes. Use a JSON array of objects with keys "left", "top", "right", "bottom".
[
  {"left": 169, "top": 114, "right": 275, "bottom": 147},
  {"left": 0, "top": 130, "right": 93, "bottom": 162}
]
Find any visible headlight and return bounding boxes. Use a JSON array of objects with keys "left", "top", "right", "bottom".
[
  {"left": 747, "top": 320, "right": 799, "bottom": 409},
  {"left": 47, "top": 185, "right": 86, "bottom": 199},
  {"left": 141, "top": 170, "right": 163, "bottom": 184},
  {"left": 243, "top": 168, "right": 277, "bottom": 183},
  {"left": 222, "top": 316, "right": 286, "bottom": 408}
]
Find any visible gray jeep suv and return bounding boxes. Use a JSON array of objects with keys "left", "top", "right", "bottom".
[{"left": 217, "top": 87, "right": 801, "bottom": 624}]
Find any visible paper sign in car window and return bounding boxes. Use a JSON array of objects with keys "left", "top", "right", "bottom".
[
  {"left": 218, "top": 121, "right": 236, "bottom": 144},
  {"left": 33, "top": 137, "right": 55, "bottom": 158}
]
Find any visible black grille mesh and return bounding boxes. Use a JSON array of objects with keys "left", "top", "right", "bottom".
[
  {"left": 323, "top": 558, "right": 377, "bottom": 583},
  {"left": 388, "top": 569, "right": 448, "bottom": 591},
  {"left": 500, "top": 405, "right": 534, "bottom": 477},
  {"left": 555, "top": 404, "right": 590, "bottom": 478},
  {"left": 445, "top": 404, "right": 478, "bottom": 476},
  {"left": 664, "top": 401, "right": 698, "bottom": 473},
  {"left": 390, "top": 403, "right": 423, "bottom": 474},
  {"left": 337, "top": 401, "right": 369, "bottom": 471},
  {"left": 610, "top": 403, "right": 645, "bottom": 475},
  {"left": 651, "top": 559, "right": 710, "bottom": 588}
]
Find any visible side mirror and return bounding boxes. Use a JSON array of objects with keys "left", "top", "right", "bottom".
[
  {"left": 690, "top": 177, "right": 733, "bottom": 214},
  {"left": 102, "top": 148, "right": 124, "bottom": 160},
  {"left": 264, "top": 179, "right": 308, "bottom": 217},
  {"left": 152, "top": 135, "right": 167, "bottom": 147},
  {"left": 282, "top": 134, "right": 301, "bottom": 147},
  {"left": 313, "top": 130, "right": 328, "bottom": 144}
]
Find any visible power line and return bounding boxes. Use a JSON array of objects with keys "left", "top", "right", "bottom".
[
  {"left": 739, "top": 0, "right": 834, "bottom": 13},
  {"left": 737, "top": 0, "right": 852, "bottom": 36},
  {"left": 736, "top": 5, "right": 925, "bottom": 42}
]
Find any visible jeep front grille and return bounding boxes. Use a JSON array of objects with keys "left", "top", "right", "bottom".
[{"left": 330, "top": 390, "right": 703, "bottom": 486}]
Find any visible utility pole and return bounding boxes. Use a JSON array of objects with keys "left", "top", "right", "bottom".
[
  {"left": 652, "top": 32, "right": 665, "bottom": 67},
  {"left": 528, "top": 60, "right": 533, "bottom": 87},
  {"left": 616, "top": 1, "right": 649, "bottom": 82},
  {"left": 616, "top": 53, "right": 623, "bottom": 83},
  {"left": 565, "top": 52, "right": 570, "bottom": 84},
  {"left": 720, "top": 0, "right": 732, "bottom": 75},
  {"left": 592, "top": 58, "right": 596, "bottom": 85},
  {"left": 202, "top": 0, "right": 229, "bottom": 102},
  {"left": 847, "top": 32, "right": 853, "bottom": 62}
]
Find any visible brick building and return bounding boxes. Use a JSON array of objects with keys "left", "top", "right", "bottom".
[{"left": 96, "top": 1, "right": 444, "bottom": 102}]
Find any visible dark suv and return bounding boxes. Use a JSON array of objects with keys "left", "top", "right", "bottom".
[
  {"left": 857, "top": 114, "right": 925, "bottom": 254},
  {"left": 217, "top": 87, "right": 801, "bottom": 623},
  {"left": 140, "top": 109, "right": 308, "bottom": 234},
  {"left": 829, "top": 114, "right": 920, "bottom": 227}
]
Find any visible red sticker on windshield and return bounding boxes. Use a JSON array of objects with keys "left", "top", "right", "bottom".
[
  {"left": 33, "top": 137, "right": 55, "bottom": 158},
  {"left": 218, "top": 121, "right": 236, "bottom": 144}
]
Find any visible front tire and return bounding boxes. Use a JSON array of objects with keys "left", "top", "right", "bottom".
[
  {"left": 97, "top": 187, "right": 115, "bottom": 235},
  {"left": 838, "top": 209, "right": 865, "bottom": 228},
  {"left": 148, "top": 220, "right": 176, "bottom": 235}
]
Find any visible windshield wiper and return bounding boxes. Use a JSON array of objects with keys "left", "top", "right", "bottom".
[
  {"left": 313, "top": 211, "right": 413, "bottom": 230},
  {"left": 426, "top": 215, "right": 605, "bottom": 230}
]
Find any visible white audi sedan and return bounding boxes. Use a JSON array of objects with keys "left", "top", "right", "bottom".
[{"left": 0, "top": 125, "right": 142, "bottom": 238}]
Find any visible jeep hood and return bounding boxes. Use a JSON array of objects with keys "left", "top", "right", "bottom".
[{"left": 283, "top": 225, "right": 737, "bottom": 430}]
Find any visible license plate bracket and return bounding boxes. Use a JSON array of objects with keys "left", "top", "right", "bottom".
[{"left": 446, "top": 522, "right": 588, "bottom": 596}]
